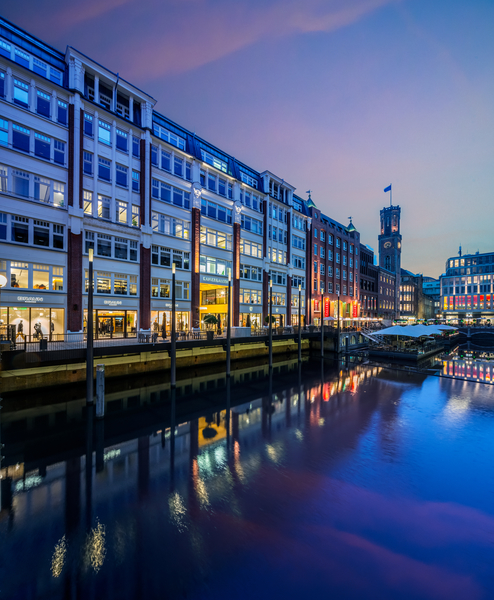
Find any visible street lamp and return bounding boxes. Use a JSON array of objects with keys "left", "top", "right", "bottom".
[
  {"left": 171, "top": 262, "right": 176, "bottom": 388},
  {"left": 337, "top": 289, "right": 340, "bottom": 353},
  {"left": 320, "top": 291, "right": 324, "bottom": 358},
  {"left": 226, "top": 272, "right": 231, "bottom": 377},
  {"left": 86, "top": 248, "right": 94, "bottom": 404},
  {"left": 0, "top": 273, "right": 7, "bottom": 342},
  {"left": 269, "top": 276, "right": 273, "bottom": 369},
  {"left": 298, "top": 283, "right": 302, "bottom": 363}
]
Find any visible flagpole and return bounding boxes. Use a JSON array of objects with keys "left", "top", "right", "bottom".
[{"left": 390, "top": 184, "right": 392, "bottom": 207}]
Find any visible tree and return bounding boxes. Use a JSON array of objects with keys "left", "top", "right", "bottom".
[{"left": 204, "top": 314, "right": 218, "bottom": 329}]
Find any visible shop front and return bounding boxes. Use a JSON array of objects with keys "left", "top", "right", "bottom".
[
  {"left": 151, "top": 300, "right": 190, "bottom": 336},
  {"left": 83, "top": 298, "right": 138, "bottom": 339},
  {"left": 199, "top": 275, "right": 230, "bottom": 331},
  {"left": 240, "top": 305, "right": 262, "bottom": 329},
  {"left": 0, "top": 291, "right": 65, "bottom": 341}
]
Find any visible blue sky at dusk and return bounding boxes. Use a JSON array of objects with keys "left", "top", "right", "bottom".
[{"left": 4, "top": 0, "right": 493, "bottom": 276}]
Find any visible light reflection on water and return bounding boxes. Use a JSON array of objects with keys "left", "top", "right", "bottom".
[{"left": 1, "top": 357, "right": 494, "bottom": 599}]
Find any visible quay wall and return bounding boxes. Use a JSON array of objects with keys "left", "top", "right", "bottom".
[{"left": 2, "top": 337, "right": 329, "bottom": 393}]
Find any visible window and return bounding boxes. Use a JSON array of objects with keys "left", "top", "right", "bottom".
[
  {"left": 36, "top": 90, "right": 51, "bottom": 118},
  {"left": 131, "top": 205, "right": 139, "bottom": 228},
  {"left": 336, "top": 268, "right": 340, "bottom": 279},
  {"left": 343, "top": 241, "right": 347, "bottom": 251},
  {"left": 328, "top": 282, "right": 333, "bottom": 293},
  {"left": 54, "top": 140, "right": 65, "bottom": 165},
  {"left": 292, "top": 235, "right": 305, "bottom": 250},
  {"left": 116, "top": 129, "right": 128, "bottom": 153},
  {"left": 201, "top": 149, "right": 227, "bottom": 173},
  {"left": 202, "top": 199, "right": 233, "bottom": 224},
  {"left": 114, "top": 239, "right": 128, "bottom": 260},
  {"left": 314, "top": 228, "right": 318, "bottom": 239},
  {"left": 174, "top": 156, "right": 183, "bottom": 178},
  {"left": 320, "top": 247, "right": 325, "bottom": 259},
  {"left": 132, "top": 170, "right": 139, "bottom": 192},
  {"left": 132, "top": 136, "right": 140, "bottom": 157},
  {"left": 83, "top": 152, "right": 93, "bottom": 175},
  {"left": 153, "top": 124, "right": 186, "bottom": 150},
  {"left": 0, "top": 212, "right": 6, "bottom": 239},
  {"left": 97, "top": 195, "right": 110, "bottom": 220},
  {"left": 84, "top": 113, "right": 93, "bottom": 137},
  {"left": 33, "top": 220, "right": 49, "bottom": 247},
  {"left": 13, "top": 124, "right": 30, "bottom": 153},
  {"left": 336, "top": 253, "right": 340, "bottom": 263},
  {"left": 343, "top": 255, "right": 347, "bottom": 266},
  {"left": 84, "top": 191, "right": 93, "bottom": 215},
  {"left": 239, "top": 264, "right": 262, "bottom": 281},
  {"left": 13, "top": 170, "right": 29, "bottom": 197},
  {"left": 151, "top": 145, "right": 158, "bottom": 165},
  {"left": 320, "top": 231, "right": 325, "bottom": 242},
  {"left": 98, "top": 157, "right": 111, "bottom": 181},
  {"left": 239, "top": 289, "right": 262, "bottom": 304},
  {"left": 200, "top": 227, "right": 232, "bottom": 250},
  {"left": 116, "top": 164, "right": 128, "bottom": 187},
  {"left": 34, "top": 132, "right": 51, "bottom": 159},
  {"left": 34, "top": 176, "right": 50, "bottom": 203},
  {"left": 314, "top": 261, "right": 318, "bottom": 274},
  {"left": 152, "top": 179, "right": 191, "bottom": 209},
  {"left": 314, "top": 244, "right": 318, "bottom": 255},
  {"left": 320, "top": 264, "right": 324, "bottom": 275},
  {"left": 96, "top": 273, "right": 112, "bottom": 294},
  {"left": 270, "top": 270, "right": 286, "bottom": 285},
  {"left": 13, "top": 79, "right": 29, "bottom": 108},
  {"left": 161, "top": 150, "right": 171, "bottom": 171},
  {"left": 240, "top": 239, "right": 262, "bottom": 258},
  {"left": 11, "top": 262, "right": 29, "bottom": 288},
  {"left": 12, "top": 218, "right": 29, "bottom": 244},
  {"left": 0, "top": 118, "right": 7, "bottom": 146},
  {"left": 292, "top": 275, "right": 305, "bottom": 289},
  {"left": 152, "top": 212, "right": 190, "bottom": 239},
  {"left": 186, "top": 162, "right": 192, "bottom": 181},
  {"left": 33, "top": 58, "right": 47, "bottom": 77},
  {"left": 293, "top": 255, "right": 305, "bottom": 270},
  {"left": 57, "top": 100, "right": 68, "bottom": 125},
  {"left": 98, "top": 120, "right": 111, "bottom": 145},
  {"left": 240, "top": 214, "right": 262, "bottom": 234},
  {"left": 52, "top": 266, "right": 64, "bottom": 290},
  {"left": 240, "top": 171, "right": 258, "bottom": 188},
  {"left": 97, "top": 234, "right": 112, "bottom": 257},
  {"left": 336, "top": 238, "right": 341, "bottom": 248},
  {"left": 116, "top": 201, "right": 128, "bottom": 224},
  {"left": 152, "top": 246, "right": 190, "bottom": 270}
]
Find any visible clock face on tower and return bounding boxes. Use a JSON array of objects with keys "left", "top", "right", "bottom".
[{"left": 384, "top": 241, "right": 392, "bottom": 249}]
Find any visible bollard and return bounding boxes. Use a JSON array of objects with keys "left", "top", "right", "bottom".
[{"left": 95, "top": 364, "right": 105, "bottom": 418}]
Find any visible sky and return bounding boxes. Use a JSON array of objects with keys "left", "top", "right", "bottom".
[{"left": 3, "top": 0, "right": 493, "bottom": 277}]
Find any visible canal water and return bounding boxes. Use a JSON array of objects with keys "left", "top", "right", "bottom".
[{"left": 1, "top": 356, "right": 494, "bottom": 599}]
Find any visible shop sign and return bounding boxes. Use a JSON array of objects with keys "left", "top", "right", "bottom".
[
  {"left": 324, "top": 297, "right": 330, "bottom": 318},
  {"left": 201, "top": 275, "right": 228, "bottom": 285},
  {"left": 17, "top": 295, "right": 44, "bottom": 304},
  {"left": 353, "top": 303, "right": 358, "bottom": 318},
  {"left": 104, "top": 300, "right": 123, "bottom": 306}
]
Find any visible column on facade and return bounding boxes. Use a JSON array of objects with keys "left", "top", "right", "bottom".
[
  {"left": 139, "top": 137, "right": 151, "bottom": 330},
  {"left": 306, "top": 219, "right": 312, "bottom": 325},
  {"left": 233, "top": 221, "right": 241, "bottom": 327},
  {"left": 67, "top": 101, "right": 83, "bottom": 332},
  {"left": 286, "top": 208, "right": 292, "bottom": 325}
]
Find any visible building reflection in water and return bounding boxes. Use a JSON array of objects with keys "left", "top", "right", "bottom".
[{"left": 1, "top": 353, "right": 472, "bottom": 600}]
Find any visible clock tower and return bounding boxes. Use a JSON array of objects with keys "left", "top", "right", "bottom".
[{"left": 379, "top": 205, "right": 402, "bottom": 317}]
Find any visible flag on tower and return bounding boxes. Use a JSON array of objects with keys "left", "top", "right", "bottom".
[{"left": 384, "top": 184, "right": 391, "bottom": 193}]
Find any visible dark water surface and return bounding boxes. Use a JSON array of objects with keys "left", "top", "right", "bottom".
[{"left": 1, "top": 358, "right": 494, "bottom": 599}]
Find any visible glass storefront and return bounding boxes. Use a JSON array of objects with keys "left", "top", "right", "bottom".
[
  {"left": 83, "top": 310, "right": 137, "bottom": 339},
  {"left": 199, "top": 284, "right": 229, "bottom": 330},
  {"left": 0, "top": 307, "right": 64, "bottom": 341},
  {"left": 240, "top": 312, "right": 261, "bottom": 329},
  {"left": 150, "top": 311, "right": 190, "bottom": 336}
]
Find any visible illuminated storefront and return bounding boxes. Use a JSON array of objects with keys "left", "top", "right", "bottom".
[
  {"left": 83, "top": 297, "right": 139, "bottom": 339},
  {"left": 199, "top": 274, "right": 230, "bottom": 330},
  {"left": 0, "top": 291, "right": 65, "bottom": 341}
]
